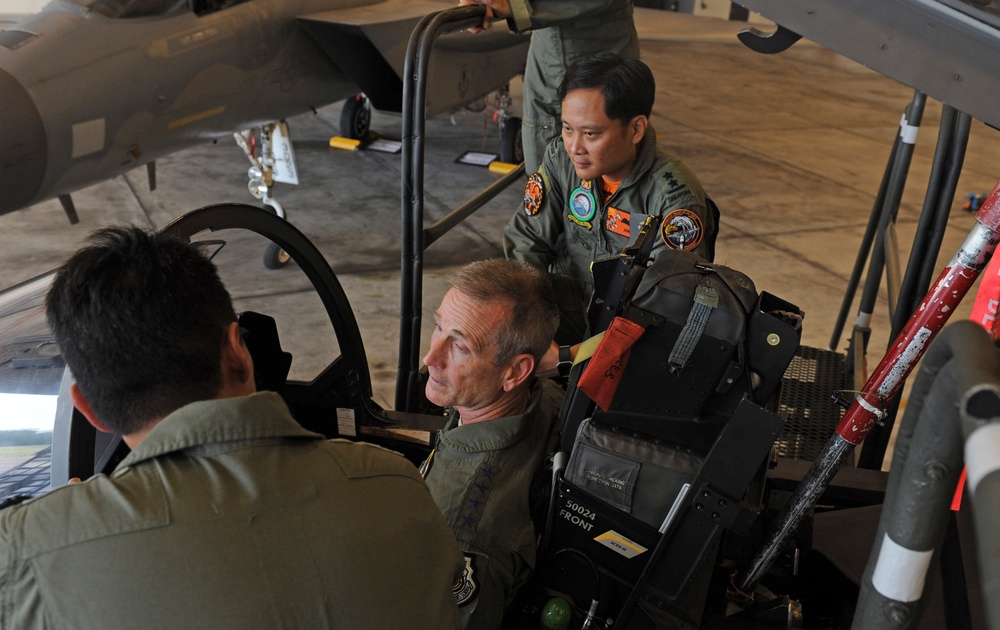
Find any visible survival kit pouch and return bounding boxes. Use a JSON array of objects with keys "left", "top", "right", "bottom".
[
  {"left": 561, "top": 236, "right": 802, "bottom": 453},
  {"left": 588, "top": 248, "right": 800, "bottom": 450}
]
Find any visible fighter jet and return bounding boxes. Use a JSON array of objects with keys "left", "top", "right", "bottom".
[{"left": 0, "top": 0, "right": 529, "bottom": 220}]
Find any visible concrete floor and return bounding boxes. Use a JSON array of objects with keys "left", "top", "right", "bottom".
[{"left": 2, "top": 9, "right": 996, "bottom": 439}]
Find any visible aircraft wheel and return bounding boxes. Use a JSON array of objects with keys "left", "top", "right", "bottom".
[
  {"left": 340, "top": 94, "right": 371, "bottom": 140},
  {"left": 263, "top": 241, "right": 291, "bottom": 269},
  {"left": 500, "top": 116, "right": 523, "bottom": 164}
]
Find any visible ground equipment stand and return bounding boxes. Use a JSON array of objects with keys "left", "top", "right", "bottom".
[{"left": 826, "top": 91, "right": 973, "bottom": 471}]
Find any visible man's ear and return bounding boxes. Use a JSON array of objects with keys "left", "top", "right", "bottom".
[
  {"left": 501, "top": 354, "right": 536, "bottom": 393},
  {"left": 70, "top": 384, "right": 113, "bottom": 434},
  {"left": 630, "top": 115, "right": 648, "bottom": 145},
  {"left": 221, "top": 321, "right": 255, "bottom": 395}
]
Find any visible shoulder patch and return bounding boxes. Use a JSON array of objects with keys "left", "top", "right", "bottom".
[
  {"left": 523, "top": 173, "right": 544, "bottom": 216},
  {"left": 454, "top": 555, "right": 479, "bottom": 606},
  {"left": 661, "top": 209, "right": 704, "bottom": 251}
]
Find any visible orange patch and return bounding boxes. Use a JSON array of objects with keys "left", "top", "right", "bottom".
[
  {"left": 523, "top": 173, "right": 544, "bottom": 216},
  {"left": 605, "top": 207, "right": 631, "bottom": 238}
]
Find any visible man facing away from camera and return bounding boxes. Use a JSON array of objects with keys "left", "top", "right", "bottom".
[{"left": 0, "top": 226, "right": 463, "bottom": 629}]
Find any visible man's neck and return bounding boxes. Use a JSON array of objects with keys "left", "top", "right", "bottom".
[
  {"left": 457, "top": 386, "right": 531, "bottom": 425},
  {"left": 122, "top": 420, "right": 161, "bottom": 449}
]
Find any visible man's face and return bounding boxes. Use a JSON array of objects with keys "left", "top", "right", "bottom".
[
  {"left": 423, "top": 288, "right": 512, "bottom": 412},
  {"left": 561, "top": 87, "right": 642, "bottom": 182}
]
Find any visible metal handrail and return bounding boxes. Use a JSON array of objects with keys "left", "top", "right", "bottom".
[{"left": 396, "top": 6, "right": 525, "bottom": 411}]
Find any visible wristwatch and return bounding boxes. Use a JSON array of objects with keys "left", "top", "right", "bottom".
[{"left": 557, "top": 345, "right": 573, "bottom": 377}]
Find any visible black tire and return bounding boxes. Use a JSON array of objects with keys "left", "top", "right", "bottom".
[
  {"left": 263, "top": 241, "right": 291, "bottom": 269},
  {"left": 340, "top": 94, "right": 371, "bottom": 140},
  {"left": 500, "top": 116, "right": 523, "bottom": 164}
]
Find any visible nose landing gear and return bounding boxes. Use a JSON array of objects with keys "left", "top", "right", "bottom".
[{"left": 234, "top": 122, "right": 298, "bottom": 269}]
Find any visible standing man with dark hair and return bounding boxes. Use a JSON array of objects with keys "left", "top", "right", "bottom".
[
  {"left": 420, "top": 258, "right": 563, "bottom": 630},
  {"left": 504, "top": 53, "right": 717, "bottom": 364},
  {"left": 459, "top": 0, "right": 640, "bottom": 173},
  {"left": 0, "top": 226, "right": 464, "bottom": 629}
]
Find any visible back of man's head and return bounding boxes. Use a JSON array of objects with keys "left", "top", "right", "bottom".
[
  {"left": 558, "top": 52, "right": 656, "bottom": 124},
  {"left": 450, "top": 259, "right": 559, "bottom": 366},
  {"left": 46, "top": 226, "right": 238, "bottom": 435}
]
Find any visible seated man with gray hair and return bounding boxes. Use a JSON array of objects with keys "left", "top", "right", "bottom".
[{"left": 420, "top": 258, "right": 564, "bottom": 630}]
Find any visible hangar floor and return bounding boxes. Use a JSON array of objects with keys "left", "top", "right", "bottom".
[{"left": 2, "top": 9, "right": 997, "bottom": 464}]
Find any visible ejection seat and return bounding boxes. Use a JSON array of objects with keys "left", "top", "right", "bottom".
[{"left": 506, "top": 217, "right": 803, "bottom": 629}]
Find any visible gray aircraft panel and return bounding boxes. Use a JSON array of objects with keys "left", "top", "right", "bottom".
[
  {"left": 299, "top": 7, "right": 528, "bottom": 116},
  {"left": 0, "top": 0, "right": 528, "bottom": 215},
  {"left": 304, "top": 0, "right": 460, "bottom": 24},
  {"left": 736, "top": 0, "right": 1000, "bottom": 129}
]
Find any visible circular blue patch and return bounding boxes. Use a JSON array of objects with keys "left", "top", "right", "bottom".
[{"left": 569, "top": 187, "right": 596, "bottom": 223}]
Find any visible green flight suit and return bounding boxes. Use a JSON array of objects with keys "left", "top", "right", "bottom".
[
  {"left": 503, "top": 130, "right": 715, "bottom": 342},
  {"left": 505, "top": 0, "right": 640, "bottom": 172},
  {"left": 0, "top": 392, "right": 463, "bottom": 630},
  {"left": 422, "top": 379, "right": 564, "bottom": 630}
]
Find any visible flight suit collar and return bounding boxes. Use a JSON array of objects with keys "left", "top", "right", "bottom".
[
  {"left": 439, "top": 381, "right": 546, "bottom": 453},
  {"left": 618, "top": 125, "right": 658, "bottom": 190},
  {"left": 116, "top": 392, "right": 323, "bottom": 470}
]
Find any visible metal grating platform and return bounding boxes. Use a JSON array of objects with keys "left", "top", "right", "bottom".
[
  {"left": 774, "top": 346, "right": 847, "bottom": 462},
  {"left": 0, "top": 446, "right": 52, "bottom": 500}
]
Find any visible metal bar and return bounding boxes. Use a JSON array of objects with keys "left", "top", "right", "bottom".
[
  {"left": 884, "top": 221, "right": 901, "bottom": 322},
  {"left": 397, "top": 11, "right": 436, "bottom": 412},
  {"left": 916, "top": 112, "right": 972, "bottom": 300},
  {"left": 423, "top": 163, "right": 525, "bottom": 248},
  {"left": 852, "top": 326, "right": 868, "bottom": 393},
  {"left": 853, "top": 92, "right": 926, "bottom": 346},
  {"left": 858, "top": 106, "right": 971, "bottom": 468},
  {"left": 829, "top": 136, "right": 898, "bottom": 351},
  {"left": 395, "top": 6, "right": 492, "bottom": 412}
]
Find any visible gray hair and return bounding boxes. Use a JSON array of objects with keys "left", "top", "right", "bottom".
[{"left": 449, "top": 259, "right": 560, "bottom": 366}]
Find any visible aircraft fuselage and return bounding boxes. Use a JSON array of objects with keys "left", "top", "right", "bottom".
[{"left": 0, "top": 0, "right": 360, "bottom": 214}]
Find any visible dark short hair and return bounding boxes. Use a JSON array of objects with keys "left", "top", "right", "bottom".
[
  {"left": 558, "top": 52, "right": 655, "bottom": 124},
  {"left": 449, "top": 259, "right": 559, "bottom": 366},
  {"left": 45, "top": 226, "right": 237, "bottom": 435}
]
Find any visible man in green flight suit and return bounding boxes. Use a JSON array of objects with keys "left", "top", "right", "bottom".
[
  {"left": 420, "top": 259, "right": 564, "bottom": 629},
  {"left": 460, "top": 0, "right": 640, "bottom": 173},
  {"left": 0, "top": 226, "right": 464, "bottom": 629},
  {"left": 504, "top": 53, "right": 717, "bottom": 366}
]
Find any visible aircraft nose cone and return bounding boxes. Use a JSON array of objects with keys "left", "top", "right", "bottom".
[{"left": 0, "top": 66, "right": 46, "bottom": 215}]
